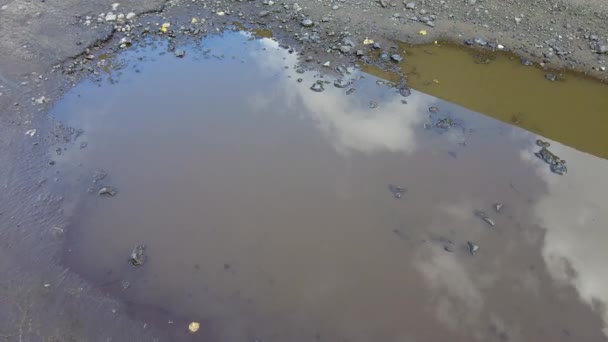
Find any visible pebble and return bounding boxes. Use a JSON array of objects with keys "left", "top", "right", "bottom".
[
  {"left": 372, "top": 42, "right": 381, "bottom": 49},
  {"left": 390, "top": 54, "right": 403, "bottom": 62},
  {"left": 174, "top": 49, "right": 185, "bottom": 58},
  {"left": 111, "top": 2, "right": 120, "bottom": 11},
  {"left": 126, "top": 12, "right": 135, "bottom": 20},
  {"left": 474, "top": 38, "right": 488, "bottom": 46},
  {"left": 259, "top": 10, "right": 270, "bottom": 17},
  {"left": 494, "top": 203, "right": 503, "bottom": 213},
  {"left": 119, "top": 37, "right": 132, "bottom": 47},
  {"left": 99, "top": 187, "right": 117, "bottom": 196},
  {"left": 105, "top": 12, "right": 117, "bottom": 21},
  {"left": 301, "top": 19, "right": 313, "bottom": 27},
  {"left": 545, "top": 73, "right": 558, "bottom": 81},
  {"left": 340, "top": 45, "right": 352, "bottom": 54},
  {"left": 600, "top": 66, "right": 607, "bottom": 72},
  {"left": 323, "top": 61, "right": 331, "bottom": 67},
  {"left": 356, "top": 50, "right": 364, "bottom": 56},
  {"left": 468, "top": 0, "right": 476, "bottom": 5},
  {"left": 467, "top": 241, "right": 479, "bottom": 255},
  {"left": 514, "top": 17, "right": 522, "bottom": 25},
  {"left": 334, "top": 79, "right": 350, "bottom": 88},
  {"left": 598, "top": 45, "right": 608, "bottom": 54},
  {"left": 425, "top": 21, "right": 435, "bottom": 27},
  {"left": 310, "top": 81, "right": 325, "bottom": 92},
  {"left": 405, "top": 1, "right": 416, "bottom": 9},
  {"left": 369, "top": 101, "right": 378, "bottom": 109}
]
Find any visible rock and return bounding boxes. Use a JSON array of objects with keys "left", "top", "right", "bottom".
[
  {"left": 405, "top": 1, "right": 416, "bottom": 9},
  {"left": 598, "top": 45, "right": 608, "bottom": 54},
  {"left": 390, "top": 54, "right": 403, "bottom": 62},
  {"left": 346, "top": 88, "right": 356, "bottom": 95},
  {"left": 514, "top": 17, "right": 522, "bottom": 25},
  {"left": 99, "top": 187, "right": 117, "bottom": 196},
  {"left": 521, "top": 58, "right": 533, "bottom": 66},
  {"left": 111, "top": 2, "right": 120, "bottom": 11},
  {"left": 494, "top": 203, "right": 503, "bottom": 213},
  {"left": 119, "top": 37, "right": 132, "bottom": 47},
  {"left": 380, "top": 53, "right": 390, "bottom": 60},
  {"left": 322, "top": 61, "right": 331, "bottom": 67},
  {"left": 419, "top": 9, "right": 427, "bottom": 15},
  {"left": 334, "top": 78, "right": 350, "bottom": 88},
  {"left": 339, "top": 45, "right": 352, "bottom": 53},
  {"left": 310, "top": 81, "right": 325, "bottom": 92},
  {"left": 428, "top": 106, "right": 439, "bottom": 113},
  {"left": 126, "top": 12, "right": 135, "bottom": 20},
  {"left": 467, "top": 241, "right": 479, "bottom": 255},
  {"left": 379, "top": 0, "right": 389, "bottom": 8},
  {"left": 388, "top": 184, "right": 406, "bottom": 199},
  {"left": 105, "top": 12, "right": 117, "bottom": 22},
  {"left": 372, "top": 42, "right": 381, "bottom": 49},
  {"left": 426, "top": 21, "right": 435, "bottom": 27},
  {"left": 259, "top": 10, "right": 270, "bottom": 17},
  {"left": 301, "top": 19, "right": 313, "bottom": 27},
  {"left": 342, "top": 38, "right": 356, "bottom": 48},
  {"left": 474, "top": 37, "right": 488, "bottom": 46},
  {"left": 130, "top": 244, "right": 146, "bottom": 266},
  {"left": 467, "top": 0, "right": 476, "bottom": 5},
  {"left": 174, "top": 49, "right": 185, "bottom": 58},
  {"left": 474, "top": 210, "right": 495, "bottom": 227},
  {"left": 321, "top": 16, "right": 330, "bottom": 22},
  {"left": 356, "top": 50, "right": 364, "bottom": 56},
  {"left": 393, "top": 13, "right": 401, "bottom": 18},
  {"left": 545, "top": 73, "right": 558, "bottom": 81},
  {"left": 369, "top": 101, "right": 378, "bottom": 109},
  {"left": 600, "top": 66, "right": 607, "bottom": 72}
]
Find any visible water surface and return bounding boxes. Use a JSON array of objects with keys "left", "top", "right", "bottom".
[{"left": 51, "top": 32, "right": 608, "bottom": 341}]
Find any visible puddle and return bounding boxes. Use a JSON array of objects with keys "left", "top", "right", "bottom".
[
  {"left": 51, "top": 31, "right": 608, "bottom": 341},
  {"left": 362, "top": 42, "right": 608, "bottom": 159}
]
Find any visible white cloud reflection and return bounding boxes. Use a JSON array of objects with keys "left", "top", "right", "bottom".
[{"left": 523, "top": 141, "right": 608, "bottom": 337}]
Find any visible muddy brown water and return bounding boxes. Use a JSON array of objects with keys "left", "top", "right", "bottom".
[
  {"left": 49, "top": 31, "right": 608, "bottom": 341},
  {"left": 363, "top": 42, "right": 608, "bottom": 159}
]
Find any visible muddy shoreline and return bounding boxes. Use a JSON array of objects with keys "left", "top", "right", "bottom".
[{"left": 1, "top": 0, "right": 608, "bottom": 340}]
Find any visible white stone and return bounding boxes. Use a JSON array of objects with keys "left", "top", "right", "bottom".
[
  {"left": 111, "top": 3, "right": 120, "bottom": 11},
  {"left": 105, "top": 12, "right": 117, "bottom": 21},
  {"left": 126, "top": 12, "right": 136, "bottom": 20}
]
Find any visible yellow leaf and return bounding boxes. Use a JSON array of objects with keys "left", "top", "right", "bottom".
[
  {"left": 188, "top": 322, "right": 200, "bottom": 333},
  {"left": 419, "top": 30, "right": 427, "bottom": 36},
  {"left": 191, "top": 17, "right": 199, "bottom": 24},
  {"left": 363, "top": 38, "right": 374, "bottom": 45},
  {"left": 160, "top": 22, "right": 170, "bottom": 33},
  {"left": 433, "top": 79, "right": 440, "bottom": 84}
]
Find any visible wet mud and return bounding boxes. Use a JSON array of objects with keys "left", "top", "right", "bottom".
[
  {"left": 363, "top": 41, "right": 608, "bottom": 159},
  {"left": 45, "top": 31, "right": 608, "bottom": 341}
]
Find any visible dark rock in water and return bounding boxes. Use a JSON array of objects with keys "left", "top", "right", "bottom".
[
  {"left": 388, "top": 184, "right": 407, "bottom": 199},
  {"left": 545, "top": 73, "right": 558, "bottom": 81},
  {"left": 98, "top": 187, "right": 116, "bottom": 196},
  {"left": 399, "top": 86, "right": 411, "bottom": 97},
  {"left": 174, "top": 49, "right": 185, "bottom": 58},
  {"left": 520, "top": 58, "right": 533, "bottom": 66},
  {"left": 334, "top": 78, "right": 350, "bottom": 88},
  {"left": 535, "top": 147, "right": 567, "bottom": 175},
  {"left": 121, "top": 280, "right": 131, "bottom": 290},
  {"left": 369, "top": 101, "right": 378, "bottom": 109},
  {"left": 474, "top": 210, "right": 495, "bottom": 227},
  {"left": 130, "top": 244, "right": 146, "bottom": 266},
  {"left": 310, "top": 81, "right": 325, "bottom": 92},
  {"left": 390, "top": 54, "right": 403, "bottom": 62},
  {"left": 380, "top": 53, "right": 390, "bottom": 60},
  {"left": 345, "top": 87, "right": 356, "bottom": 95},
  {"left": 93, "top": 169, "right": 108, "bottom": 183},
  {"left": 467, "top": 241, "right": 479, "bottom": 255},
  {"left": 536, "top": 139, "right": 550, "bottom": 148},
  {"left": 80, "top": 142, "right": 88, "bottom": 149},
  {"left": 428, "top": 106, "right": 439, "bottom": 113},
  {"left": 435, "top": 117, "right": 454, "bottom": 129},
  {"left": 464, "top": 39, "right": 475, "bottom": 46}
]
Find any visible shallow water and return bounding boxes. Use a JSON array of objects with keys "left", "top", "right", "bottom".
[
  {"left": 363, "top": 42, "right": 608, "bottom": 159},
  {"left": 50, "top": 31, "right": 608, "bottom": 341}
]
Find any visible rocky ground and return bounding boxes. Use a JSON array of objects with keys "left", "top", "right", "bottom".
[{"left": 0, "top": 0, "right": 607, "bottom": 339}]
